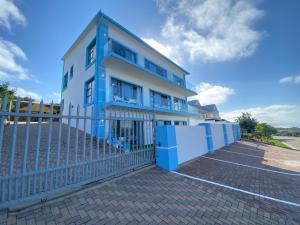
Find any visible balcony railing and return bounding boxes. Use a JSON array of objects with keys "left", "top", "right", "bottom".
[{"left": 104, "top": 39, "right": 198, "bottom": 94}]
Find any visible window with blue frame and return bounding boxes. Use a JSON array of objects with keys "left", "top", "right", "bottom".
[
  {"left": 111, "top": 78, "right": 142, "bottom": 104},
  {"left": 70, "top": 66, "right": 74, "bottom": 80},
  {"left": 156, "top": 120, "right": 172, "bottom": 126},
  {"left": 85, "top": 77, "right": 95, "bottom": 105},
  {"left": 174, "top": 121, "right": 187, "bottom": 126},
  {"left": 144, "top": 59, "right": 167, "bottom": 78},
  {"left": 86, "top": 38, "right": 96, "bottom": 67},
  {"left": 150, "top": 90, "right": 171, "bottom": 110},
  {"left": 173, "top": 74, "right": 185, "bottom": 87},
  {"left": 63, "top": 72, "right": 68, "bottom": 90},
  {"left": 173, "top": 97, "right": 187, "bottom": 111},
  {"left": 111, "top": 40, "right": 137, "bottom": 63}
]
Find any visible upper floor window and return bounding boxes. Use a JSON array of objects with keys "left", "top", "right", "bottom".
[
  {"left": 111, "top": 40, "right": 137, "bottom": 63},
  {"left": 85, "top": 77, "right": 95, "bottom": 105},
  {"left": 150, "top": 90, "right": 171, "bottom": 110},
  {"left": 86, "top": 38, "right": 96, "bottom": 67},
  {"left": 63, "top": 72, "right": 68, "bottom": 90},
  {"left": 173, "top": 75, "right": 184, "bottom": 87},
  {"left": 70, "top": 66, "right": 74, "bottom": 80},
  {"left": 144, "top": 59, "right": 167, "bottom": 78},
  {"left": 174, "top": 97, "right": 187, "bottom": 111},
  {"left": 111, "top": 78, "right": 142, "bottom": 104}
]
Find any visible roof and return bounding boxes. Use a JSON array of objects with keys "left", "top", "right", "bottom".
[
  {"left": 199, "top": 104, "right": 218, "bottom": 112},
  {"left": 188, "top": 100, "right": 201, "bottom": 107},
  {"left": 62, "top": 11, "right": 190, "bottom": 75}
]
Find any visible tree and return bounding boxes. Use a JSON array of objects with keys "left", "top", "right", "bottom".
[
  {"left": 236, "top": 112, "right": 258, "bottom": 134},
  {"left": 0, "top": 82, "right": 16, "bottom": 102},
  {"left": 255, "top": 123, "right": 277, "bottom": 138}
]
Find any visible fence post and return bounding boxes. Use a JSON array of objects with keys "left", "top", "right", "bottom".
[
  {"left": 199, "top": 123, "right": 214, "bottom": 152},
  {"left": 223, "top": 123, "right": 229, "bottom": 146},
  {"left": 155, "top": 125, "right": 178, "bottom": 171}
]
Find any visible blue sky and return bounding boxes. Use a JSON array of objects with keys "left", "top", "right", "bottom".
[{"left": 0, "top": 0, "right": 299, "bottom": 127}]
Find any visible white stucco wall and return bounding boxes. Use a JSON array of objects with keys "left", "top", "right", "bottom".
[
  {"left": 175, "top": 126, "right": 208, "bottom": 164},
  {"left": 210, "top": 123, "right": 225, "bottom": 150}
]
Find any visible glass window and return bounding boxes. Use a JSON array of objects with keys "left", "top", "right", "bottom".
[
  {"left": 174, "top": 97, "right": 187, "bottom": 111},
  {"left": 111, "top": 40, "right": 137, "bottom": 63},
  {"left": 144, "top": 59, "right": 167, "bottom": 78},
  {"left": 174, "top": 121, "right": 187, "bottom": 126},
  {"left": 150, "top": 90, "right": 171, "bottom": 109},
  {"left": 63, "top": 72, "right": 68, "bottom": 90},
  {"left": 111, "top": 78, "right": 142, "bottom": 104},
  {"left": 173, "top": 75, "right": 184, "bottom": 87},
  {"left": 87, "top": 39, "right": 96, "bottom": 66},
  {"left": 70, "top": 66, "right": 74, "bottom": 80},
  {"left": 85, "top": 77, "right": 94, "bottom": 105},
  {"left": 156, "top": 120, "right": 171, "bottom": 126}
]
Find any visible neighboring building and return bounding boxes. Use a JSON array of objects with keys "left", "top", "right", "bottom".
[
  {"left": 61, "top": 11, "right": 197, "bottom": 137},
  {"left": 188, "top": 100, "right": 221, "bottom": 125}
]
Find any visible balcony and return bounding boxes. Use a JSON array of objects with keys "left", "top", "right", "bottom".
[{"left": 102, "top": 39, "right": 197, "bottom": 97}]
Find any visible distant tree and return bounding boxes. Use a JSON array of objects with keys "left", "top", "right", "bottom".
[
  {"left": 236, "top": 112, "right": 258, "bottom": 134},
  {"left": 0, "top": 82, "right": 16, "bottom": 102},
  {"left": 255, "top": 123, "right": 277, "bottom": 138}
]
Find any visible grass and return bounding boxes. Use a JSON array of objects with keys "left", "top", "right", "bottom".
[{"left": 242, "top": 134, "right": 291, "bottom": 149}]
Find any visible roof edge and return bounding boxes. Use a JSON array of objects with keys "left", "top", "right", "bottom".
[{"left": 62, "top": 10, "right": 190, "bottom": 75}]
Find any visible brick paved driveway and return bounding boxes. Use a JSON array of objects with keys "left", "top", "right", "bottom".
[{"left": 1, "top": 141, "right": 300, "bottom": 224}]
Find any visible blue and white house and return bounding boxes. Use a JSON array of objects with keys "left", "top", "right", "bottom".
[{"left": 61, "top": 11, "right": 198, "bottom": 137}]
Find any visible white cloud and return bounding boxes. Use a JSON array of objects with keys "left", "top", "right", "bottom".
[
  {"left": 14, "top": 87, "right": 42, "bottom": 100},
  {"left": 279, "top": 75, "right": 300, "bottom": 84},
  {"left": 189, "top": 82, "right": 235, "bottom": 105},
  {"left": 0, "top": 38, "right": 31, "bottom": 81},
  {"left": 156, "top": 0, "right": 265, "bottom": 63},
  {"left": 221, "top": 105, "right": 300, "bottom": 128},
  {"left": 279, "top": 76, "right": 294, "bottom": 84},
  {"left": 0, "top": 0, "right": 26, "bottom": 30},
  {"left": 142, "top": 38, "right": 182, "bottom": 64}
]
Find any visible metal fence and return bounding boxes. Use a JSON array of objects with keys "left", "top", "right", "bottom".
[{"left": 0, "top": 96, "right": 155, "bottom": 208}]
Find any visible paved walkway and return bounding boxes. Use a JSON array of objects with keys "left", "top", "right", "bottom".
[{"left": 1, "top": 141, "right": 300, "bottom": 224}]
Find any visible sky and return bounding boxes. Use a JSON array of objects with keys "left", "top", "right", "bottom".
[{"left": 0, "top": 0, "right": 299, "bottom": 127}]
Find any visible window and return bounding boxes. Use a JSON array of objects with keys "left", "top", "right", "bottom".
[
  {"left": 156, "top": 120, "right": 172, "bottom": 126},
  {"left": 144, "top": 59, "right": 167, "bottom": 78},
  {"left": 111, "top": 78, "right": 142, "bottom": 104},
  {"left": 63, "top": 72, "right": 68, "bottom": 90},
  {"left": 173, "top": 75, "right": 184, "bottom": 87},
  {"left": 150, "top": 90, "right": 171, "bottom": 110},
  {"left": 111, "top": 40, "right": 137, "bottom": 63},
  {"left": 85, "top": 77, "right": 95, "bottom": 105},
  {"left": 174, "top": 97, "right": 187, "bottom": 111},
  {"left": 174, "top": 121, "right": 187, "bottom": 126},
  {"left": 86, "top": 38, "right": 96, "bottom": 67},
  {"left": 70, "top": 66, "right": 74, "bottom": 80}
]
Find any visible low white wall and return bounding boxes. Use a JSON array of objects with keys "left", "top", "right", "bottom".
[
  {"left": 210, "top": 123, "right": 225, "bottom": 150},
  {"left": 175, "top": 126, "right": 208, "bottom": 164}
]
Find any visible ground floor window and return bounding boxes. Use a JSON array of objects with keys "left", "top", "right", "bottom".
[
  {"left": 174, "top": 121, "right": 187, "bottom": 126},
  {"left": 156, "top": 120, "right": 172, "bottom": 126}
]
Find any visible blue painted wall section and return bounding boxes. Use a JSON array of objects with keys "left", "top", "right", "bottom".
[
  {"left": 223, "top": 124, "right": 229, "bottom": 146},
  {"left": 155, "top": 126, "right": 178, "bottom": 171},
  {"left": 232, "top": 124, "right": 237, "bottom": 143},
  {"left": 199, "top": 123, "right": 214, "bottom": 152},
  {"left": 93, "top": 20, "right": 108, "bottom": 138}
]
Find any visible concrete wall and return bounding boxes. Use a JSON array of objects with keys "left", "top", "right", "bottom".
[
  {"left": 155, "top": 122, "right": 241, "bottom": 171},
  {"left": 175, "top": 126, "right": 208, "bottom": 164},
  {"left": 210, "top": 123, "right": 226, "bottom": 150}
]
